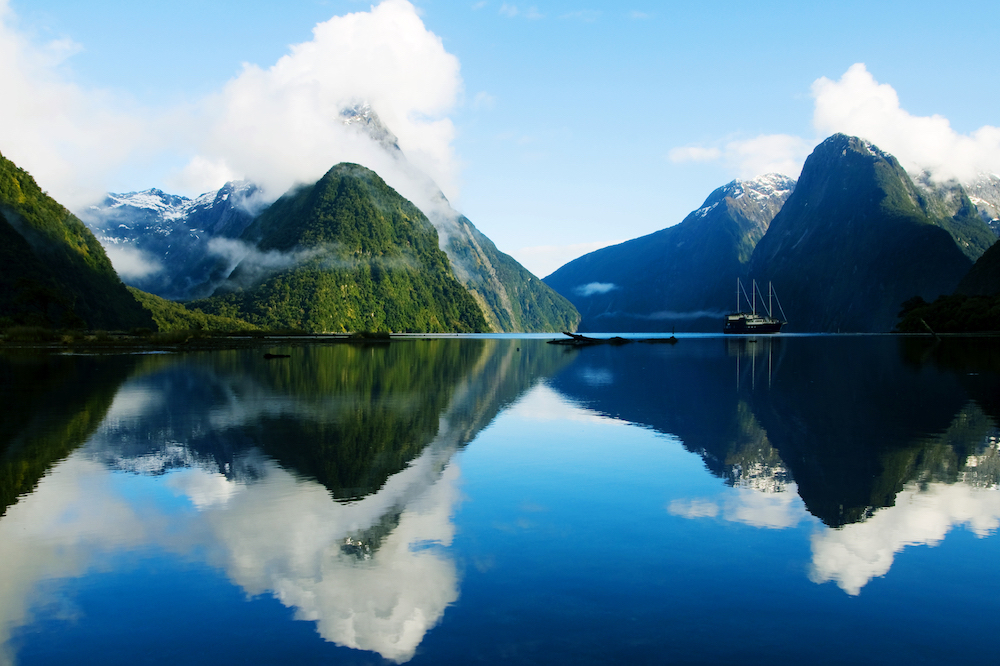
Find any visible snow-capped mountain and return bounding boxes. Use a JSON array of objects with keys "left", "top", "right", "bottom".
[
  {"left": 968, "top": 173, "right": 1000, "bottom": 236},
  {"left": 911, "top": 171, "right": 1000, "bottom": 238},
  {"left": 77, "top": 102, "right": 579, "bottom": 331},
  {"left": 79, "top": 181, "right": 265, "bottom": 300},
  {"left": 543, "top": 173, "right": 796, "bottom": 332}
]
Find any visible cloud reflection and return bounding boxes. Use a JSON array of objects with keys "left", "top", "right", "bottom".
[
  {"left": 668, "top": 484, "right": 806, "bottom": 529},
  {"left": 809, "top": 481, "right": 1000, "bottom": 596}
]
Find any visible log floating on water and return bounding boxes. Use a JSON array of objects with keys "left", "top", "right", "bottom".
[{"left": 547, "top": 332, "right": 678, "bottom": 347}]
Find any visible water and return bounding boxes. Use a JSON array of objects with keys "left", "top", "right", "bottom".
[{"left": 1, "top": 335, "right": 999, "bottom": 664}]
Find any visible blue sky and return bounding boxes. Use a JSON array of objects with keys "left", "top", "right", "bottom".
[{"left": 3, "top": 0, "right": 999, "bottom": 276}]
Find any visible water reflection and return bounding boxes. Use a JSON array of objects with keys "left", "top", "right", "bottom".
[
  {"left": 0, "top": 340, "right": 571, "bottom": 664},
  {"left": 548, "top": 335, "right": 1000, "bottom": 593},
  {"left": 2, "top": 335, "right": 999, "bottom": 663}
]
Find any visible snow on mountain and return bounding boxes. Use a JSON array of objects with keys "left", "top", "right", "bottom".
[
  {"left": 78, "top": 181, "right": 264, "bottom": 299},
  {"left": 694, "top": 173, "right": 796, "bottom": 222}
]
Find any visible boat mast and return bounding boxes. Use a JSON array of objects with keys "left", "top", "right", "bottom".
[{"left": 752, "top": 280, "right": 756, "bottom": 315}]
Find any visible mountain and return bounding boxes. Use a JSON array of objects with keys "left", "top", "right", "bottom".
[
  {"left": 190, "top": 163, "right": 488, "bottom": 333},
  {"left": 77, "top": 104, "right": 578, "bottom": 332},
  {"left": 956, "top": 238, "right": 1000, "bottom": 297},
  {"left": 543, "top": 174, "right": 795, "bottom": 332},
  {"left": 967, "top": 173, "right": 1000, "bottom": 236},
  {"left": 79, "top": 181, "right": 263, "bottom": 300},
  {"left": 748, "top": 134, "right": 994, "bottom": 332},
  {"left": 0, "top": 151, "right": 154, "bottom": 331},
  {"left": 339, "top": 104, "right": 579, "bottom": 332}
]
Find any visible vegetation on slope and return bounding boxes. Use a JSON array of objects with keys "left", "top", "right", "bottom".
[
  {"left": 192, "top": 164, "right": 488, "bottom": 333},
  {"left": 444, "top": 214, "right": 580, "bottom": 332},
  {"left": 127, "top": 286, "right": 258, "bottom": 332},
  {"left": 0, "top": 151, "right": 154, "bottom": 331}
]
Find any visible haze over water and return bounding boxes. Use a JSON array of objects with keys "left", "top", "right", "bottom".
[{"left": 1, "top": 335, "right": 998, "bottom": 664}]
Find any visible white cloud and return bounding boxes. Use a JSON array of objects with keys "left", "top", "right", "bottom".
[
  {"left": 0, "top": 0, "right": 150, "bottom": 209},
  {"left": 669, "top": 485, "right": 807, "bottom": 529},
  {"left": 499, "top": 4, "right": 543, "bottom": 19},
  {"left": 184, "top": 0, "right": 463, "bottom": 201},
  {"left": 101, "top": 245, "right": 164, "bottom": 279},
  {"left": 812, "top": 63, "right": 1000, "bottom": 182},
  {"left": 668, "top": 498, "right": 720, "bottom": 519},
  {"left": 575, "top": 281, "right": 617, "bottom": 297},
  {"left": 472, "top": 91, "right": 497, "bottom": 110},
  {"left": 669, "top": 135, "right": 811, "bottom": 180},
  {"left": 668, "top": 63, "right": 1000, "bottom": 185},
  {"left": 0, "top": 0, "right": 464, "bottom": 211}
]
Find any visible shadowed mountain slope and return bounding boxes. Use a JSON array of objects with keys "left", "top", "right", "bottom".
[{"left": 544, "top": 174, "right": 794, "bottom": 332}]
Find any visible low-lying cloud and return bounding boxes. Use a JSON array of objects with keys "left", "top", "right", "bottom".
[
  {"left": 575, "top": 282, "right": 618, "bottom": 297},
  {"left": 102, "top": 245, "right": 164, "bottom": 280}
]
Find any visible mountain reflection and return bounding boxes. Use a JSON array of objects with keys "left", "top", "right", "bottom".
[
  {"left": 548, "top": 335, "right": 1000, "bottom": 592},
  {"left": 0, "top": 339, "right": 571, "bottom": 663}
]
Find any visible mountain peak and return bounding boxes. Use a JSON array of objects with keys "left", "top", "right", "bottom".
[
  {"left": 340, "top": 102, "right": 402, "bottom": 155},
  {"left": 694, "top": 173, "right": 795, "bottom": 222}
]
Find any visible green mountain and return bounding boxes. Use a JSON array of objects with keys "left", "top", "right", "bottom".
[
  {"left": 191, "top": 163, "right": 488, "bottom": 333},
  {"left": 127, "top": 286, "right": 258, "bottom": 332},
  {"left": 543, "top": 174, "right": 795, "bottom": 332},
  {"left": 438, "top": 208, "right": 580, "bottom": 332},
  {"left": 0, "top": 152, "right": 155, "bottom": 330},
  {"left": 340, "top": 104, "right": 579, "bottom": 332},
  {"left": 748, "top": 134, "right": 994, "bottom": 332}
]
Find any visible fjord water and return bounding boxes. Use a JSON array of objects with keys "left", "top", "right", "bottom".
[{"left": 1, "top": 336, "right": 999, "bottom": 665}]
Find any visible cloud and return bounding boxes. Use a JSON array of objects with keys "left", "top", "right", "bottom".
[
  {"left": 669, "top": 63, "right": 1000, "bottom": 184},
  {"left": 184, "top": 0, "right": 463, "bottom": 201},
  {"left": 809, "top": 481, "right": 1000, "bottom": 596},
  {"left": 668, "top": 498, "right": 720, "bottom": 519},
  {"left": 812, "top": 63, "right": 1000, "bottom": 182},
  {"left": 0, "top": 0, "right": 150, "bottom": 209},
  {"left": 498, "top": 4, "right": 543, "bottom": 19},
  {"left": 575, "top": 282, "right": 618, "bottom": 297},
  {"left": 101, "top": 245, "right": 164, "bottom": 279},
  {"left": 668, "top": 485, "right": 806, "bottom": 529},
  {"left": 628, "top": 11, "right": 651, "bottom": 19},
  {"left": 669, "top": 135, "right": 811, "bottom": 180},
  {"left": 0, "top": 0, "right": 464, "bottom": 213},
  {"left": 472, "top": 91, "right": 497, "bottom": 110}
]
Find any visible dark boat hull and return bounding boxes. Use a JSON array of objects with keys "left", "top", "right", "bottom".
[{"left": 723, "top": 314, "right": 785, "bottom": 334}]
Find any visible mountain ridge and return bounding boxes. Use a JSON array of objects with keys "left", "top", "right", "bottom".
[{"left": 543, "top": 173, "right": 795, "bottom": 331}]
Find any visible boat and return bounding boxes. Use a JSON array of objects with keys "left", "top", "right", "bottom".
[{"left": 723, "top": 279, "right": 787, "bottom": 334}]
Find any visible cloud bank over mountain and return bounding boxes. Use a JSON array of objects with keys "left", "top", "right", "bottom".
[
  {"left": 0, "top": 0, "right": 462, "bottom": 209},
  {"left": 671, "top": 63, "right": 1000, "bottom": 183}
]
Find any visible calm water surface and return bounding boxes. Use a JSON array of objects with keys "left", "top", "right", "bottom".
[{"left": 1, "top": 335, "right": 999, "bottom": 664}]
